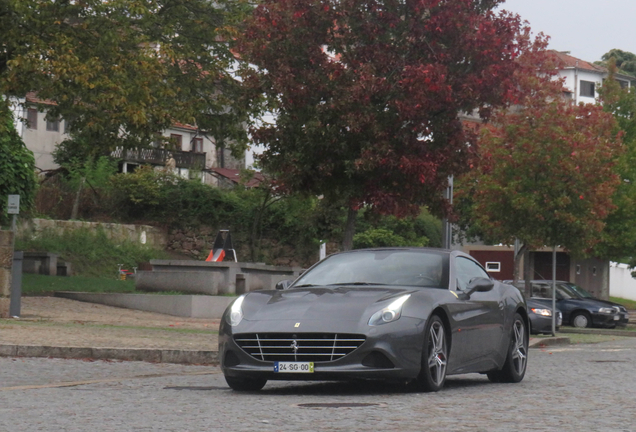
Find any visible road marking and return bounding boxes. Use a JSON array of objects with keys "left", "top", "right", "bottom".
[{"left": 0, "top": 370, "right": 221, "bottom": 392}]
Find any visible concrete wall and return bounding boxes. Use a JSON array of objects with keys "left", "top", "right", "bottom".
[
  {"left": 572, "top": 257, "right": 610, "bottom": 300},
  {"left": 137, "top": 260, "right": 303, "bottom": 295},
  {"left": 54, "top": 292, "right": 235, "bottom": 319},
  {"left": 610, "top": 262, "right": 636, "bottom": 301},
  {"left": 18, "top": 218, "right": 167, "bottom": 249},
  {"left": 136, "top": 271, "right": 225, "bottom": 295}
]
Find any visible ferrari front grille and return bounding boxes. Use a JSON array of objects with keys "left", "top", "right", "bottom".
[{"left": 234, "top": 333, "right": 366, "bottom": 362}]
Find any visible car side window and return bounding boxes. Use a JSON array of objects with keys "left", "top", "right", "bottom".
[
  {"left": 455, "top": 257, "right": 490, "bottom": 291},
  {"left": 532, "top": 284, "right": 549, "bottom": 298}
]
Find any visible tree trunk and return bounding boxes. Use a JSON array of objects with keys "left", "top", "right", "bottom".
[
  {"left": 70, "top": 177, "right": 85, "bottom": 220},
  {"left": 342, "top": 207, "right": 358, "bottom": 251},
  {"left": 523, "top": 247, "right": 532, "bottom": 299},
  {"left": 513, "top": 243, "right": 527, "bottom": 283}
]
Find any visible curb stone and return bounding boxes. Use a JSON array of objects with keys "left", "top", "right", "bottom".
[
  {"left": 560, "top": 328, "right": 636, "bottom": 337},
  {"left": 529, "top": 336, "right": 570, "bottom": 348},
  {"left": 0, "top": 344, "right": 219, "bottom": 365}
]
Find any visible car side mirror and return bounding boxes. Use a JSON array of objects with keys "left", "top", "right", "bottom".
[
  {"left": 461, "top": 277, "right": 494, "bottom": 299},
  {"left": 275, "top": 280, "right": 292, "bottom": 290}
]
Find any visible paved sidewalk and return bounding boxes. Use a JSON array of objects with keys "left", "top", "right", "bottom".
[
  {"left": 0, "top": 296, "right": 569, "bottom": 364},
  {"left": 0, "top": 297, "right": 221, "bottom": 364}
]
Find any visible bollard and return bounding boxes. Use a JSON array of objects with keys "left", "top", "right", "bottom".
[{"left": 10, "top": 251, "right": 23, "bottom": 317}]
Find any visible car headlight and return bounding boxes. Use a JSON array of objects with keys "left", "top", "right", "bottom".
[
  {"left": 530, "top": 308, "right": 552, "bottom": 317},
  {"left": 226, "top": 295, "right": 246, "bottom": 326},
  {"left": 598, "top": 307, "right": 615, "bottom": 314},
  {"left": 368, "top": 294, "right": 411, "bottom": 326}
]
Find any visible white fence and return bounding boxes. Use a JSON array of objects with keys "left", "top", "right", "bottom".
[{"left": 610, "top": 262, "right": 636, "bottom": 301}]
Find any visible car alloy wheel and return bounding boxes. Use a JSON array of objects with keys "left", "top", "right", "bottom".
[
  {"left": 487, "top": 312, "right": 528, "bottom": 383},
  {"left": 414, "top": 314, "right": 448, "bottom": 392},
  {"left": 511, "top": 318, "right": 527, "bottom": 377}
]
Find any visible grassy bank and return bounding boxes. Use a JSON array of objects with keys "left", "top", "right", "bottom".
[
  {"left": 22, "top": 274, "right": 137, "bottom": 295},
  {"left": 16, "top": 227, "right": 168, "bottom": 278},
  {"left": 610, "top": 296, "right": 636, "bottom": 310}
]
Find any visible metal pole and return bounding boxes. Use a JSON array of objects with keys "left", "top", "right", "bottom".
[
  {"left": 552, "top": 245, "right": 557, "bottom": 336},
  {"left": 441, "top": 176, "right": 454, "bottom": 249},
  {"left": 10, "top": 251, "right": 22, "bottom": 317}
]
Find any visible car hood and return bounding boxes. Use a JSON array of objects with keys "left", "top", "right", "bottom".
[
  {"left": 588, "top": 298, "right": 626, "bottom": 311},
  {"left": 533, "top": 297, "right": 618, "bottom": 311},
  {"left": 241, "top": 286, "right": 412, "bottom": 322}
]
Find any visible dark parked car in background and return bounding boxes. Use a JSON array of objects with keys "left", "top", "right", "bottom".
[
  {"left": 220, "top": 248, "right": 529, "bottom": 392},
  {"left": 526, "top": 298, "right": 562, "bottom": 335},
  {"left": 509, "top": 280, "right": 629, "bottom": 329}
]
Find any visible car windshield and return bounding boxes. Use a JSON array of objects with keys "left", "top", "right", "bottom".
[
  {"left": 562, "top": 283, "right": 594, "bottom": 298},
  {"left": 555, "top": 284, "right": 579, "bottom": 300},
  {"left": 292, "top": 249, "right": 449, "bottom": 289}
]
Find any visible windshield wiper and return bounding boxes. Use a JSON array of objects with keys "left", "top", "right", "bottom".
[{"left": 293, "top": 284, "right": 317, "bottom": 288}]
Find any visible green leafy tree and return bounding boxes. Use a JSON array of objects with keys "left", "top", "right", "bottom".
[
  {"left": 0, "top": 100, "right": 37, "bottom": 225},
  {"left": 1, "top": 0, "right": 252, "bottom": 154},
  {"left": 594, "top": 60, "right": 636, "bottom": 261},
  {"left": 237, "top": 0, "right": 548, "bottom": 250},
  {"left": 597, "top": 49, "right": 636, "bottom": 78}
]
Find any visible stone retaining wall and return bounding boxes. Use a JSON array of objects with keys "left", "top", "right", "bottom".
[{"left": 18, "top": 218, "right": 167, "bottom": 249}]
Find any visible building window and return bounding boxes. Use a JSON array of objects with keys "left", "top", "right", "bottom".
[
  {"left": 576, "top": 264, "right": 581, "bottom": 275},
  {"left": 485, "top": 262, "right": 501, "bottom": 272},
  {"left": 46, "top": 117, "right": 60, "bottom": 132},
  {"left": 592, "top": 266, "right": 597, "bottom": 276},
  {"left": 580, "top": 80, "right": 595, "bottom": 97},
  {"left": 170, "top": 134, "right": 183, "bottom": 149},
  {"left": 192, "top": 137, "right": 203, "bottom": 153},
  {"left": 27, "top": 108, "right": 38, "bottom": 129}
]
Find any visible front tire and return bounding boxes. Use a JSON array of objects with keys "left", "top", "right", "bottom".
[
  {"left": 487, "top": 313, "right": 528, "bottom": 383},
  {"left": 225, "top": 375, "right": 267, "bottom": 391},
  {"left": 571, "top": 311, "right": 591, "bottom": 328},
  {"left": 413, "top": 314, "right": 448, "bottom": 392}
]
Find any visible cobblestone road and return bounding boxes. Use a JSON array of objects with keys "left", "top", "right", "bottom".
[{"left": 1, "top": 338, "right": 635, "bottom": 432}]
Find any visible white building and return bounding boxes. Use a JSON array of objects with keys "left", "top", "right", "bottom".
[
  {"left": 551, "top": 51, "right": 632, "bottom": 104},
  {"left": 9, "top": 92, "right": 249, "bottom": 186}
]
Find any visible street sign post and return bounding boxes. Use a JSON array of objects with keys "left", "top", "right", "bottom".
[
  {"left": 7, "top": 195, "right": 19, "bottom": 232},
  {"left": 7, "top": 195, "right": 20, "bottom": 215}
]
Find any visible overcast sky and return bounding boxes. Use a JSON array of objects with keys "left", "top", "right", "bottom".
[{"left": 499, "top": 0, "right": 636, "bottom": 62}]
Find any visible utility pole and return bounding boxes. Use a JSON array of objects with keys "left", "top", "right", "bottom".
[{"left": 441, "top": 176, "right": 454, "bottom": 249}]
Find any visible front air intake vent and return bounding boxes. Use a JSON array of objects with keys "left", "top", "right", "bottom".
[{"left": 234, "top": 333, "right": 365, "bottom": 363}]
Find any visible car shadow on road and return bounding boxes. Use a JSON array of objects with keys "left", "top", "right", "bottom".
[
  {"left": 258, "top": 376, "right": 490, "bottom": 396},
  {"left": 162, "top": 375, "right": 492, "bottom": 395}
]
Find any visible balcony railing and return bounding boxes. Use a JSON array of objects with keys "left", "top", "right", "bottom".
[{"left": 111, "top": 147, "right": 206, "bottom": 169}]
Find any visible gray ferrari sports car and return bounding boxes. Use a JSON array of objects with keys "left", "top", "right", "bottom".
[{"left": 219, "top": 248, "right": 529, "bottom": 392}]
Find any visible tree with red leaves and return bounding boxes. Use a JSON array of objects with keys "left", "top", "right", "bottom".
[{"left": 238, "top": 0, "right": 546, "bottom": 250}]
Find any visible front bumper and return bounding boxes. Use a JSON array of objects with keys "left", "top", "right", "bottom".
[
  {"left": 529, "top": 312, "right": 562, "bottom": 334},
  {"left": 615, "top": 312, "right": 629, "bottom": 327},
  {"left": 591, "top": 312, "right": 624, "bottom": 328},
  {"left": 219, "top": 317, "right": 427, "bottom": 382}
]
